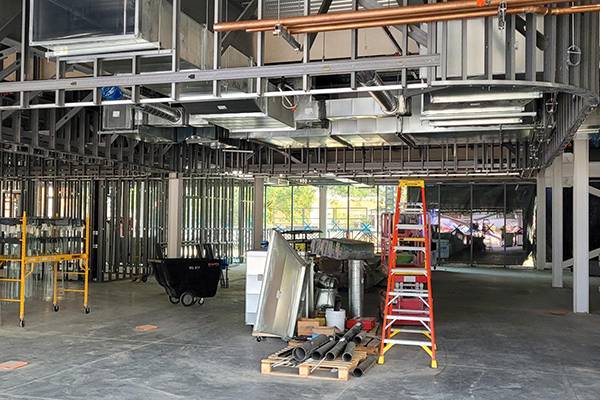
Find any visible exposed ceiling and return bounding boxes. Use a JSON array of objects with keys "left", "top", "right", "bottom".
[{"left": 241, "top": 0, "right": 406, "bottom": 18}]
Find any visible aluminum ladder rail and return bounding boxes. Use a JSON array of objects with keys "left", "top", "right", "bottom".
[{"left": 378, "top": 179, "right": 438, "bottom": 368}]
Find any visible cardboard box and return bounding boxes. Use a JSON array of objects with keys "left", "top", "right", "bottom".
[
  {"left": 311, "top": 326, "right": 338, "bottom": 336},
  {"left": 297, "top": 318, "right": 321, "bottom": 336}
]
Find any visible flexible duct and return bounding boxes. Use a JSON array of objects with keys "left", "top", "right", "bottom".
[
  {"left": 117, "top": 87, "right": 183, "bottom": 124},
  {"left": 348, "top": 259, "right": 365, "bottom": 318},
  {"left": 351, "top": 355, "right": 378, "bottom": 377},
  {"left": 134, "top": 103, "right": 183, "bottom": 124},
  {"left": 293, "top": 334, "right": 330, "bottom": 362}
]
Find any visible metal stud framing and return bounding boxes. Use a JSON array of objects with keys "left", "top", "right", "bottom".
[{"left": 181, "top": 177, "right": 254, "bottom": 263}]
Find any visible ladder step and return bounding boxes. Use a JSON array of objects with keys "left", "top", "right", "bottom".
[
  {"left": 386, "top": 314, "right": 430, "bottom": 322},
  {"left": 397, "top": 224, "right": 424, "bottom": 230},
  {"left": 391, "top": 328, "right": 430, "bottom": 335},
  {"left": 384, "top": 338, "right": 432, "bottom": 347},
  {"left": 399, "top": 209, "right": 424, "bottom": 215},
  {"left": 389, "top": 290, "right": 429, "bottom": 298},
  {"left": 399, "top": 237, "right": 425, "bottom": 242},
  {"left": 391, "top": 268, "right": 427, "bottom": 275},
  {"left": 399, "top": 202, "right": 423, "bottom": 207},
  {"left": 390, "top": 308, "right": 429, "bottom": 314},
  {"left": 395, "top": 246, "right": 426, "bottom": 252}
]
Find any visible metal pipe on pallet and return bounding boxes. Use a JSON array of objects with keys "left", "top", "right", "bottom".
[
  {"left": 293, "top": 334, "right": 329, "bottom": 362},
  {"left": 351, "top": 355, "right": 378, "bottom": 377},
  {"left": 325, "top": 340, "right": 347, "bottom": 361},
  {"left": 326, "top": 323, "right": 363, "bottom": 361},
  {"left": 311, "top": 338, "right": 337, "bottom": 360},
  {"left": 342, "top": 322, "right": 363, "bottom": 341},
  {"left": 353, "top": 330, "right": 367, "bottom": 345},
  {"left": 342, "top": 341, "right": 356, "bottom": 362}
]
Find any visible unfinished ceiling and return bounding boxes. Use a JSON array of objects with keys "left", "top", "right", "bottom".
[{"left": 241, "top": 0, "right": 404, "bottom": 17}]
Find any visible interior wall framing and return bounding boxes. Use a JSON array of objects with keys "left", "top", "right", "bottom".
[{"left": 181, "top": 177, "right": 254, "bottom": 263}]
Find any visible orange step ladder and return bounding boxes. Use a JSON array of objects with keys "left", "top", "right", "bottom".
[{"left": 378, "top": 179, "right": 438, "bottom": 368}]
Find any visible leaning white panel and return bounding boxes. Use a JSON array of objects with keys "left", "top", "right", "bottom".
[{"left": 253, "top": 230, "right": 306, "bottom": 339}]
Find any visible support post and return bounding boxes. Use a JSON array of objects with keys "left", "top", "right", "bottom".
[
  {"left": 551, "top": 154, "right": 563, "bottom": 288},
  {"left": 573, "top": 137, "right": 589, "bottom": 313},
  {"left": 469, "top": 184, "right": 473, "bottom": 266},
  {"left": 319, "top": 186, "right": 327, "bottom": 238},
  {"left": 536, "top": 169, "right": 546, "bottom": 270},
  {"left": 253, "top": 177, "right": 264, "bottom": 250},
  {"left": 167, "top": 173, "right": 183, "bottom": 258}
]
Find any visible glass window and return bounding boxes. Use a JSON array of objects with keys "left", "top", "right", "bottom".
[
  {"left": 348, "top": 186, "right": 378, "bottom": 245},
  {"left": 265, "top": 186, "right": 292, "bottom": 231},
  {"left": 326, "top": 186, "right": 349, "bottom": 238},
  {"left": 292, "top": 186, "right": 319, "bottom": 231}
]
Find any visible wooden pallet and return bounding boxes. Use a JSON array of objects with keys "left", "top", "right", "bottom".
[
  {"left": 357, "top": 341, "right": 379, "bottom": 356},
  {"left": 260, "top": 347, "right": 367, "bottom": 381}
]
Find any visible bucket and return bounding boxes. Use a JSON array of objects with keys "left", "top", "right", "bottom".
[{"left": 325, "top": 308, "right": 346, "bottom": 332}]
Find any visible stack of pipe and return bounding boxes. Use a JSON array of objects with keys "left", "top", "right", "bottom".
[
  {"left": 214, "top": 0, "right": 600, "bottom": 35},
  {"left": 311, "top": 337, "right": 338, "bottom": 360},
  {"left": 296, "top": 323, "right": 366, "bottom": 363},
  {"left": 353, "top": 330, "right": 368, "bottom": 345},
  {"left": 325, "top": 323, "right": 363, "bottom": 361},
  {"left": 293, "top": 334, "right": 330, "bottom": 362}
]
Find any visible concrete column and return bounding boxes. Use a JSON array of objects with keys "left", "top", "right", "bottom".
[
  {"left": 166, "top": 173, "right": 183, "bottom": 258},
  {"left": 573, "top": 137, "right": 589, "bottom": 313},
  {"left": 535, "top": 170, "right": 546, "bottom": 270},
  {"left": 551, "top": 154, "right": 563, "bottom": 288},
  {"left": 319, "top": 186, "right": 327, "bottom": 238},
  {"left": 252, "top": 177, "right": 264, "bottom": 249}
]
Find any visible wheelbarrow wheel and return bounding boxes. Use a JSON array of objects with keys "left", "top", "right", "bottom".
[
  {"left": 168, "top": 295, "right": 180, "bottom": 305},
  {"left": 180, "top": 292, "right": 196, "bottom": 307},
  {"left": 197, "top": 298, "right": 205, "bottom": 306}
]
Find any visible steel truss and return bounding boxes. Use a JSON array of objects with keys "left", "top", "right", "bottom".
[{"left": 246, "top": 140, "right": 534, "bottom": 179}]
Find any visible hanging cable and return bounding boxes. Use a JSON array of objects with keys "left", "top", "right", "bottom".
[
  {"left": 567, "top": 3, "right": 581, "bottom": 67},
  {"left": 277, "top": 82, "right": 298, "bottom": 111}
]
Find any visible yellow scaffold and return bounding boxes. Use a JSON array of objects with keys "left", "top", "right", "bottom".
[{"left": 0, "top": 212, "right": 90, "bottom": 327}]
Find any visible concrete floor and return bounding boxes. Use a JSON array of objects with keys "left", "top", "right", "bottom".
[{"left": 0, "top": 266, "right": 599, "bottom": 400}]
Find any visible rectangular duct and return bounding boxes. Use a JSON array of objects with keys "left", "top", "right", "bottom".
[
  {"left": 30, "top": 0, "right": 207, "bottom": 66},
  {"left": 326, "top": 97, "right": 408, "bottom": 120},
  {"left": 183, "top": 97, "right": 295, "bottom": 133}
]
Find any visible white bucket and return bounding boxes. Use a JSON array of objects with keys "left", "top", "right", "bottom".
[{"left": 325, "top": 308, "right": 346, "bottom": 332}]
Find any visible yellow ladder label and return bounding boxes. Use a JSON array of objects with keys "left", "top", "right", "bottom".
[{"left": 399, "top": 179, "right": 425, "bottom": 188}]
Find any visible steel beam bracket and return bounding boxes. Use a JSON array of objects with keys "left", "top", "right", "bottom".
[
  {"left": 274, "top": 24, "right": 303, "bottom": 52},
  {"left": 498, "top": 0, "right": 508, "bottom": 30}
]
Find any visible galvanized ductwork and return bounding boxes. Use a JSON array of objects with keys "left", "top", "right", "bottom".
[
  {"left": 348, "top": 259, "right": 364, "bottom": 318},
  {"left": 356, "top": 71, "right": 399, "bottom": 115},
  {"left": 134, "top": 103, "right": 183, "bottom": 125}
]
